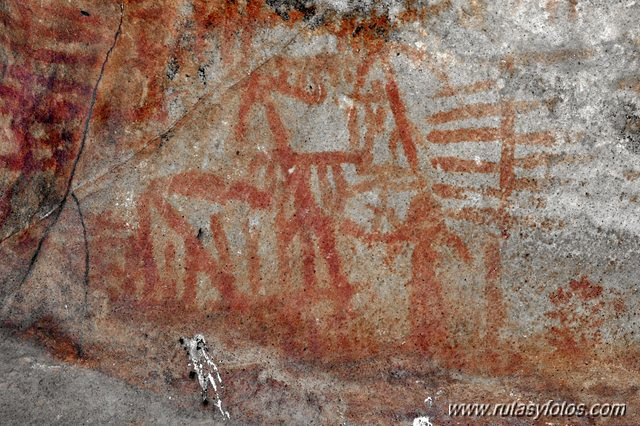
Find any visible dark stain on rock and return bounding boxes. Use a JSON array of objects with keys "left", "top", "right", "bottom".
[
  {"left": 167, "top": 57, "right": 179, "bottom": 81},
  {"left": 3, "top": 173, "right": 59, "bottom": 239},
  {"left": 266, "top": 0, "right": 316, "bottom": 21},
  {"left": 159, "top": 130, "right": 173, "bottom": 148},
  {"left": 0, "top": 47, "right": 7, "bottom": 82},
  {"left": 622, "top": 103, "right": 640, "bottom": 154}
]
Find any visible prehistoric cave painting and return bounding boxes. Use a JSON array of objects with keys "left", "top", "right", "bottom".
[
  {"left": 86, "top": 39, "right": 449, "bottom": 359},
  {"left": 80, "top": 0, "right": 598, "bottom": 369},
  {"left": 89, "top": 173, "right": 268, "bottom": 314},
  {"left": 0, "top": 1, "right": 126, "bottom": 309},
  {"left": 90, "top": 39, "right": 591, "bottom": 369},
  {"left": 3, "top": 2, "right": 640, "bottom": 423},
  {"left": 424, "top": 87, "right": 568, "bottom": 363},
  {"left": 91, "top": 1, "right": 176, "bottom": 134},
  {"left": 224, "top": 40, "right": 452, "bottom": 354}
]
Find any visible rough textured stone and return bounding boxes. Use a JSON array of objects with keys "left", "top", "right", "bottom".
[{"left": 1, "top": 0, "right": 639, "bottom": 424}]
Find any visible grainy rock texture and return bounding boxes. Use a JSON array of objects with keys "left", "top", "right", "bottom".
[{"left": 0, "top": 0, "right": 639, "bottom": 424}]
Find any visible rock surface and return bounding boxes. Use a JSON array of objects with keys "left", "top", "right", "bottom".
[
  {"left": 1, "top": 0, "right": 639, "bottom": 424},
  {"left": 0, "top": 329, "right": 219, "bottom": 425}
]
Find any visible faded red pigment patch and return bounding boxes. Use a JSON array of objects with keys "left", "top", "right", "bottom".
[
  {"left": 545, "top": 276, "right": 625, "bottom": 362},
  {"left": 20, "top": 317, "right": 87, "bottom": 364},
  {"left": 0, "top": 1, "right": 118, "bottom": 240},
  {"left": 89, "top": 1, "right": 177, "bottom": 149}
]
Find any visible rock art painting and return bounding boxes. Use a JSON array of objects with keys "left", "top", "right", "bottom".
[{"left": 1, "top": 0, "right": 639, "bottom": 424}]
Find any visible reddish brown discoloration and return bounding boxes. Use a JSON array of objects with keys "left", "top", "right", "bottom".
[
  {"left": 90, "top": 1, "right": 177, "bottom": 147},
  {"left": 545, "top": 276, "right": 624, "bottom": 362},
  {"left": 0, "top": 1, "right": 118, "bottom": 241},
  {"left": 82, "top": 0, "right": 453, "bottom": 176},
  {"left": 435, "top": 79, "right": 495, "bottom": 98},
  {"left": 21, "top": 317, "right": 87, "bottom": 363},
  {"left": 546, "top": 0, "right": 579, "bottom": 21},
  {"left": 619, "top": 76, "right": 640, "bottom": 93}
]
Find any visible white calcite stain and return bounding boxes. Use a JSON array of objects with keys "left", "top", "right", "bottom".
[
  {"left": 412, "top": 416, "right": 433, "bottom": 426},
  {"left": 180, "top": 334, "right": 230, "bottom": 420},
  {"left": 412, "top": 395, "right": 434, "bottom": 425}
]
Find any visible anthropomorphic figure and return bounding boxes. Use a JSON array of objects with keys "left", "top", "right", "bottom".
[
  {"left": 348, "top": 191, "right": 472, "bottom": 356},
  {"left": 402, "top": 193, "right": 472, "bottom": 354}
]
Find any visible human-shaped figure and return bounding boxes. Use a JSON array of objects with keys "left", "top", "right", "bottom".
[
  {"left": 403, "top": 193, "right": 472, "bottom": 354},
  {"left": 351, "top": 191, "right": 472, "bottom": 356}
]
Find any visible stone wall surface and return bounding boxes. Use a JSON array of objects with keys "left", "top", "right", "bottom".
[{"left": 0, "top": 0, "right": 639, "bottom": 424}]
